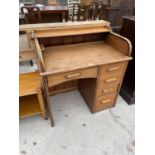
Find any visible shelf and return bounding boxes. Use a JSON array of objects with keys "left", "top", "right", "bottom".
[
  {"left": 43, "top": 41, "right": 131, "bottom": 75},
  {"left": 19, "top": 20, "right": 110, "bottom": 32},
  {"left": 19, "top": 94, "right": 42, "bottom": 118},
  {"left": 34, "top": 26, "right": 110, "bottom": 38},
  {"left": 19, "top": 72, "right": 41, "bottom": 96}
]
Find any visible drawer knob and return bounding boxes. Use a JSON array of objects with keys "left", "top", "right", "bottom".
[
  {"left": 105, "top": 78, "right": 117, "bottom": 83},
  {"left": 102, "top": 88, "right": 114, "bottom": 95},
  {"left": 66, "top": 73, "right": 81, "bottom": 79},
  {"left": 101, "top": 99, "right": 111, "bottom": 104},
  {"left": 107, "top": 66, "right": 120, "bottom": 72}
]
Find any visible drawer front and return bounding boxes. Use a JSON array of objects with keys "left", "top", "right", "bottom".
[
  {"left": 100, "top": 62, "right": 127, "bottom": 75},
  {"left": 98, "top": 73, "right": 122, "bottom": 88},
  {"left": 47, "top": 68, "right": 98, "bottom": 87},
  {"left": 96, "top": 84, "right": 119, "bottom": 97},
  {"left": 95, "top": 94, "right": 116, "bottom": 111}
]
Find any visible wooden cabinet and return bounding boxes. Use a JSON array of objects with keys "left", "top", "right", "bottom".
[{"left": 120, "top": 16, "right": 135, "bottom": 104}]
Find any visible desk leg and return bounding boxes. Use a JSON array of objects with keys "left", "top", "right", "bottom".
[
  {"left": 37, "top": 92, "right": 46, "bottom": 119},
  {"left": 61, "top": 12, "right": 65, "bottom": 22},
  {"left": 43, "top": 78, "right": 55, "bottom": 127},
  {"left": 62, "top": 12, "right": 68, "bottom": 22}
]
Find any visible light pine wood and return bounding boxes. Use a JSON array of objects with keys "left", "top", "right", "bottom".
[
  {"left": 98, "top": 72, "right": 122, "bottom": 87},
  {"left": 37, "top": 93, "right": 46, "bottom": 119},
  {"left": 19, "top": 34, "right": 37, "bottom": 62},
  {"left": 96, "top": 84, "right": 118, "bottom": 97},
  {"left": 31, "top": 23, "right": 132, "bottom": 126},
  {"left": 49, "top": 81, "right": 78, "bottom": 96},
  {"left": 47, "top": 68, "right": 97, "bottom": 87},
  {"left": 34, "top": 26, "right": 111, "bottom": 38},
  {"left": 100, "top": 61, "right": 126, "bottom": 75},
  {"left": 19, "top": 72, "right": 41, "bottom": 97},
  {"left": 49, "top": 86, "right": 77, "bottom": 96},
  {"left": 19, "top": 95, "right": 42, "bottom": 118},
  {"left": 19, "top": 72, "right": 47, "bottom": 119},
  {"left": 19, "top": 20, "right": 110, "bottom": 32},
  {"left": 95, "top": 94, "right": 117, "bottom": 111},
  {"left": 19, "top": 34, "right": 31, "bottom": 51},
  {"left": 42, "top": 41, "right": 131, "bottom": 76},
  {"left": 105, "top": 32, "right": 132, "bottom": 56},
  {"left": 93, "top": 61, "right": 128, "bottom": 112},
  {"left": 19, "top": 50, "right": 37, "bottom": 62}
]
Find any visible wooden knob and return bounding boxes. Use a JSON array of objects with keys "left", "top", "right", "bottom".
[
  {"left": 107, "top": 66, "right": 120, "bottom": 72},
  {"left": 66, "top": 73, "right": 81, "bottom": 79},
  {"left": 101, "top": 99, "right": 111, "bottom": 104},
  {"left": 105, "top": 78, "right": 117, "bottom": 83},
  {"left": 102, "top": 88, "right": 114, "bottom": 94}
]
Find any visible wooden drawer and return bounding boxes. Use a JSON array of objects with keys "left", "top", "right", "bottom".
[
  {"left": 96, "top": 84, "right": 119, "bottom": 97},
  {"left": 98, "top": 73, "right": 122, "bottom": 87},
  {"left": 95, "top": 94, "right": 116, "bottom": 111},
  {"left": 47, "top": 67, "right": 98, "bottom": 87},
  {"left": 100, "top": 62, "right": 126, "bottom": 75}
]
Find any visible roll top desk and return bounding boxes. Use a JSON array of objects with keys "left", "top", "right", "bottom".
[{"left": 20, "top": 21, "right": 132, "bottom": 126}]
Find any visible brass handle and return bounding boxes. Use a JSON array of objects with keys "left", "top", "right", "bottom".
[
  {"left": 102, "top": 88, "right": 114, "bottom": 95},
  {"left": 66, "top": 73, "right": 81, "bottom": 79},
  {"left": 107, "top": 66, "right": 120, "bottom": 72},
  {"left": 105, "top": 78, "right": 117, "bottom": 83},
  {"left": 101, "top": 99, "right": 111, "bottom": 104}
]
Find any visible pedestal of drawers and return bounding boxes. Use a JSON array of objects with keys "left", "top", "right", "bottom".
[{"left": 93, "top": 61, "right": 128, "bottom": 112}]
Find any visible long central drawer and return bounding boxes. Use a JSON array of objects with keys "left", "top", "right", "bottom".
[{"left": 47, "top": 67, "right": 98, "bottom": 87}]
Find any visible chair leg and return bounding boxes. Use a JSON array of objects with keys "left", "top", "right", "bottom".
[{"left": 30, "top": 60, "right": 33, "bottom": 66}]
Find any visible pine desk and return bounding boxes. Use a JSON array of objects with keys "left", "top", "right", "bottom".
[{"left": 20, "top": 21, "right": 132, "bottom": 126}]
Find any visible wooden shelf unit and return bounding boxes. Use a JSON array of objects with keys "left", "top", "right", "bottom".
[
  {"left": 19, "top": 72, "right": 46, "bottom": 119},
  {"left": 19, "top": 94, "right": 42, "bottom": 118}
]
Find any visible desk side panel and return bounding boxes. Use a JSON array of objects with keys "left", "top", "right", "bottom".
[{"left": 104, "top": 32, "right": 132, "bottom": 56}]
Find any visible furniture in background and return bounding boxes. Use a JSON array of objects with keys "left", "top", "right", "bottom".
[
  {"left": 21, "top": 6, "right": 42, "bottom": 24},
  {"left": 38, "top": 5, "right": 68, "bottom": 22},
  {"left": 36, "top": 0, "right": 48, "bottom": 5},
  {"left": 108, "top": 0, "right": 135, "bottom": 33},
  {"left": 20, "top": 21, "right": 132, "bottom": 126},
  {"left": 48, "top": 0, "right": 57, "bottom": 5},
  {"left": 67, "top": 0, "right": 80, "bottom": 20},
  {"left": 72, "top": 0, "right": 110, "bottom": 21},
  {"left": 120, "top": 16, "right": 135, "bottom": 104},
  {"left": 19, "top": 71, "right": 47, "bottom": 119},
  {"left": 20, "top": 5, "right": 68, "bottom": 23},
  {"left": 19, "top": 33, "right": 37, "bottom": 65},
  {"left": 72, "top": 3, "right": 91, "bottom": 21}
]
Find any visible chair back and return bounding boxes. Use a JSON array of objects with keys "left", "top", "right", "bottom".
[
  {"left": 67, "top": 0, "right": 80, "bottom": 20},
  {"left": 77, "top": 3, "right": 91, "bottom": 21},
  {"left": 21, "top": 6, "right": 42, "bottom": 24}
]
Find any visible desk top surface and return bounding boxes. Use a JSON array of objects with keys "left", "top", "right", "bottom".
[
  {"left": 43, "top": 41, "right": 131, "bottom": 75},
  {"left": 19, "top": 72, "right": 41, "bottom": 97}
]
